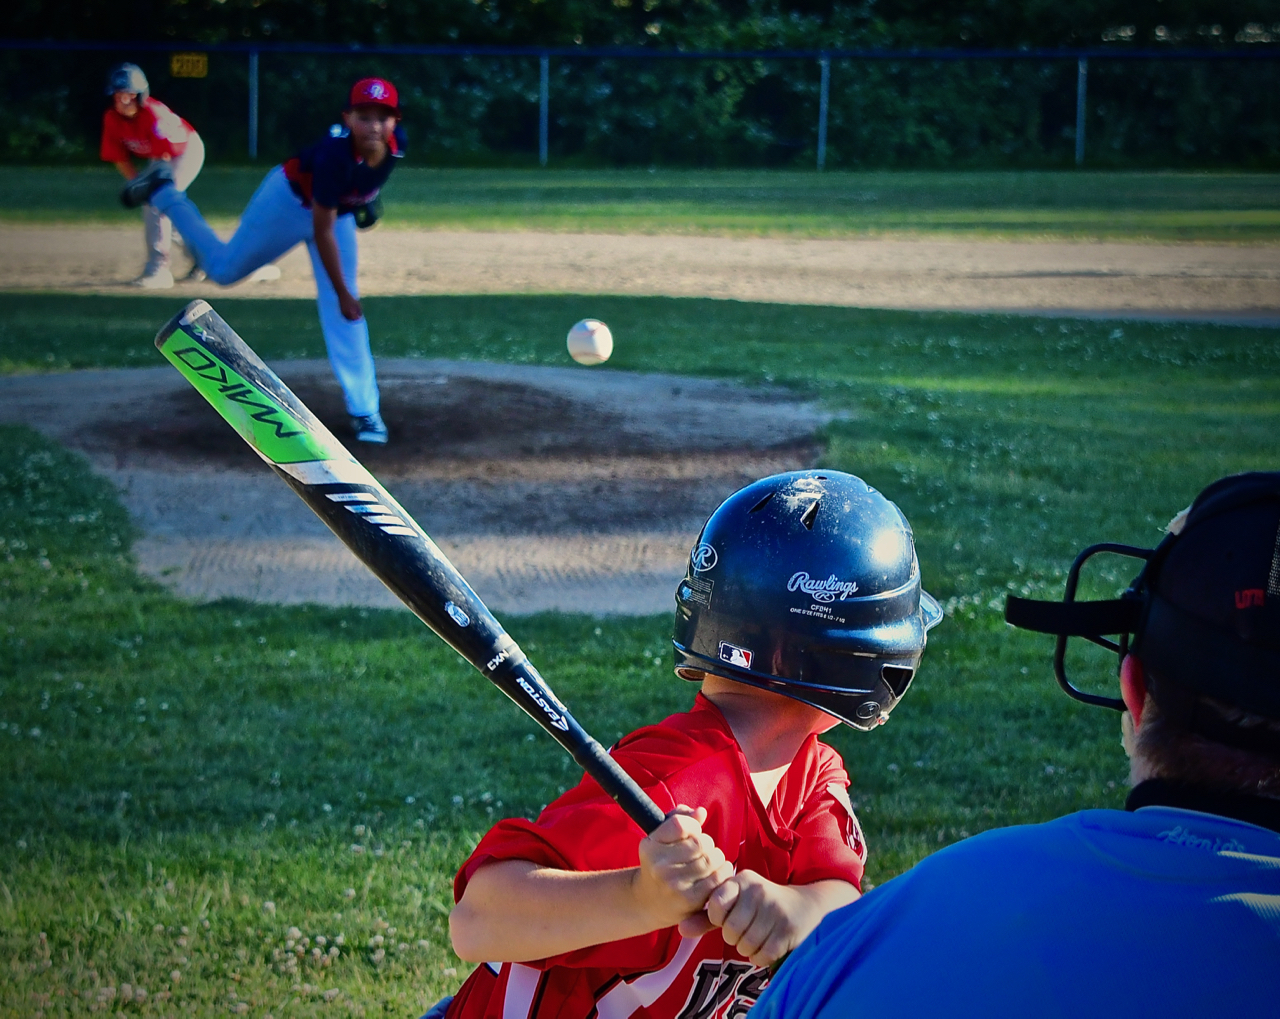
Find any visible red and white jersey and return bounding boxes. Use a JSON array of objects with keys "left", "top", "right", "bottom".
[
  {"left": 447, "top": 694, "right": 867, "bottom": 1019},
  {"left": 100, "top": 98, "right": 195, "bottom": 163}
]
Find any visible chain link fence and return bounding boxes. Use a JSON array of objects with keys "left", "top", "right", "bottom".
[{"left": 2, "top": 41, "right": 1277, "bottom": 168}]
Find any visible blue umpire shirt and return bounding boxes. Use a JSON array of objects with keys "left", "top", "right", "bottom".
[{"left": 753, "top": 786, "right": 1280, "bottom": 1019}]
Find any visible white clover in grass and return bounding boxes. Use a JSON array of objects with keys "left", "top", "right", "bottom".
[
  {"left": 442, "top": 966, "right": 457, "bottom": 977},
  {"left": 315, "top": 935, "right": 326, "bottom": 946},
  {"left": 323, "top": 989, "right": 341, "bottom": 1002},
  {"left": 405, "top": 795, "right": 415, "bottom": 804},
  {"left": 160, "top": 702, "right": 168, "bottom": 710},
  {"left": 170, "top": 970, "right": 181, "bottom": 983},
  {"left": 335, "top": 934, "right": 346, "bottom": 945},
  {"left": 263, "top": 901, "right": 276, "bottom": 915},
  {"left": 451, "top": 795, "right": 463, "bottom": 806},
  {"left": 322, "top": 803, "right": 333, "bottom": 812},
  {"left": 417, "top": 939, "right": 429, "bottom": 949},
  {"left": 351, "top": 844, "right": 364, "bottom": 855},
  {"left": 287, "top": 926, "right": 302, "bottom": 939},
  {"left": 371, "top": 948, "right": 385, "bottom": 963},
  {"left": 369, "top": 934, "right": 384, "bottom": 947},
  {"left": 353, "top": 824, "right": 366, "bottom": 836},
  {"left": 327, "top": 946, "right": 340, "bottom": 958},
  {"left": 343, "top": 889, "right": 355, "bottom": 900}
]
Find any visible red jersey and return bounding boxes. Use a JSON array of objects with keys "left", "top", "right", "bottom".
[
  {"left": 100, "top": 98, "right": 194, "bottom": 163},
  {"left": 448, "top": 694, "right": 866, "bottom": 1019}
]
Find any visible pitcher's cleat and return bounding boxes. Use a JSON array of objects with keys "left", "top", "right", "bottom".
[
  {"left": 132, "top": 266, "right": 174, "bottom": 289},
  {"left": 120, "top": 162, "right": 175, "bottom": 209},
  {"left": 249, "top": 264, "right": 281, "bottom": 283},
  {"left": 180, "top": 265, "right": 206, "bottom": 283},
  {"left": 351, "top": 412, "right": 388, "bottom": 444}
]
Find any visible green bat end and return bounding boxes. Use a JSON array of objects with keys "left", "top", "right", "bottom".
[{"left": 155, "top": 300, "right": 341, "bottom": 467}]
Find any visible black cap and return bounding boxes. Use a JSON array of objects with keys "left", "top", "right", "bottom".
[
  {"left": 1006, "top": 472, "right": 1280, "bottom": 722},
  {"left": 1135, "top": 472, "right": 1280, "bottom": 718}
]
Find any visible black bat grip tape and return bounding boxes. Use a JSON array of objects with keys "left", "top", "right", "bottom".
[{"left": 572, "top": 740, "right": 667, "bottom": 834}]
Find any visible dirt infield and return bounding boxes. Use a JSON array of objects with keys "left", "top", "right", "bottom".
[
  {"left": 0, "top": 360, "right": 832, "bottom": 614},
  {"left": 3, "top": 225, "right": 1278, "bottom": 323}
]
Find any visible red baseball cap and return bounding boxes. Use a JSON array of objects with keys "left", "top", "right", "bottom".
[{"left": 348, "top": 78, "right": 399, "bottom": 114}]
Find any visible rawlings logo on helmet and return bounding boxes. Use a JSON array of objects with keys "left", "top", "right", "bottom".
[
  {"left": 691, "top": 543, "right": 718, "bottom": 572},
  {"left": 788, "top": 571, "right": 860, "bottom": 602}
]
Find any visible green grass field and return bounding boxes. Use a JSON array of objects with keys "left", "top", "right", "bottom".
[
  {"left": 2, "top": 293, "right": 1278, "bottom": 1014},
  {"left": 2, "top": 167, "right": 1278, "bottom": 240}
]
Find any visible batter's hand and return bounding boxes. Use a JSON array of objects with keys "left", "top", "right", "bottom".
[
  {"left": 693, "top": 870, "right": 833, "bottom": 968},
  {"left": 338, "top": 291, "right": 363, "bottom": 321},
  {"left": 633, "top": 806, "right": 732, "bottom": 930}
]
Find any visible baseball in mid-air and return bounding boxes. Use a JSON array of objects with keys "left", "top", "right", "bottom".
[{"left": 566, "top": 319, "right": 613, "bottom": 366}]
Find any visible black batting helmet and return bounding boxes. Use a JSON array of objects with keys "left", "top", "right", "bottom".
[
  {"left": 106, "top": 63, "right": 149, "bottom": 100},
  {"left": 673, "top": 470, "right": 943, "bottom": 731},
  {"left": 1006, "top": 471, "right": 1280, "bottom": 754}
]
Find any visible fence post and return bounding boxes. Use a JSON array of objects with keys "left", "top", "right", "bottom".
[
  {"left": 1074, "top": 56, "right": 1087, "bottom": 167},
  {"left": 539, "top": 53, "right": 550, "bottom": 167},
  {"left": 248, "top": 49, "right": 260, "bottom": 161},
  {"left": 817, "top": 54, "right": 830, "bottom": 170}
]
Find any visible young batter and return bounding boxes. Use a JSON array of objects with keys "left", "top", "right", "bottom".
[
  {"left": 441, "top": 470, "right": 943, "bottom": 1019},
  {"left": 100, "top": 63, "right": 204, "bottom": 288},
  {"left": 128, "top": 78, "right": 404, "bottom": 444}
]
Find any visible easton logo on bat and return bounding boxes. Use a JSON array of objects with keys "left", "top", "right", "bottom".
[
  {"left": 516, "top": 676, "right": 570, "bottom": 730},
  {"left": 324, "top": 491, "right": 417, "bottom": 537},
  {"left": 172, "top": 346, "right": 302, "bottom": 440}
]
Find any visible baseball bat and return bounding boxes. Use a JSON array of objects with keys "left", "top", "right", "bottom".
[{"left": 155, "top": 299, "right": 667, "bottom": 834}]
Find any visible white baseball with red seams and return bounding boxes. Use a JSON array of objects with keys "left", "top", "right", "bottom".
[{"left": 567, "top": 319, "right": 614, "bottom": 365}]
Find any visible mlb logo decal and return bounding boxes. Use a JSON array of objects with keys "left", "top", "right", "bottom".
[{"left": 718, "top": 641, "right": 753, "bottom": 669}]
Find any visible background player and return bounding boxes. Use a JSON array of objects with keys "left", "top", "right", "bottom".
[
  {"left": 752, "top": 471, "right": 1280, "bottom": 1019},
  {"left": 123, "top": 78, "right": 404, "bottom": 444},
  {"left": 100, "top": 62, "right": 204, "bottom": 289},
  {"left": 439, "top": 471, "right": 943, "bottom": 1019}
]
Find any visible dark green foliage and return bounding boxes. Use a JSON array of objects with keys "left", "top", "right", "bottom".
[{"left": 3, "top": 2, "right": 1279, "bottom": 166}]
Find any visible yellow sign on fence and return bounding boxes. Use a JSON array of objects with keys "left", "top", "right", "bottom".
[{"left": 170, "top": 52, "right": 208, "bottom": 79}]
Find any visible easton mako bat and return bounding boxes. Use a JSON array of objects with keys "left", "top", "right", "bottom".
[{"left": 155, "top": 299, "right": 667, "bottom": 834}]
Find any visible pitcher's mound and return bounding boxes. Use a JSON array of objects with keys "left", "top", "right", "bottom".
[{"left": 1, "top": 359, "right": 838, "bottom": 612}]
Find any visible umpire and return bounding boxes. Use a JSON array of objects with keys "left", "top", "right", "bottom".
[{"left": 753, "top": 471, "right": 1280, "bottom": 1018}]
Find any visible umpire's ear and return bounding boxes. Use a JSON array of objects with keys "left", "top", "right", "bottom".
[{"left": 1120, "top": 655, "right": 1148, "bottom": 727}]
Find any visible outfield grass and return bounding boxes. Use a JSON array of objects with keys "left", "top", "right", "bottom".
[
  {"left": 2, "top": 167, "right": 1279, "bottom": 240},
  {"left": 2, "top": 294, "right": 1278, "bottom": 1014}
]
